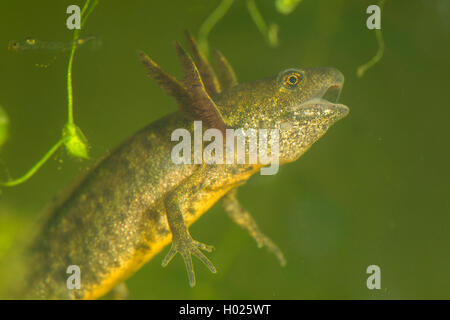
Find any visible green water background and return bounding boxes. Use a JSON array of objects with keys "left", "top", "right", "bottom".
[{"left": 0, "top": 0, "right": 449, "bottom": 299}]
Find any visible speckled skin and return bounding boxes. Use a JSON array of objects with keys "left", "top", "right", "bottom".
[{"left": 12, "top": 60, "right": 348, "bottom": 299}]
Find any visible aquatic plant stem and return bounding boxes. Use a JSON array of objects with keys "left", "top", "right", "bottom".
[
  {"left": 67, "top": 0, "right": 97, "bottom": 125},
  {"left": 63, "top": 0, "right": 98, "bottom": 159},
  {"left": 357, "top": 0, "right": 386, "bottom": 77},
  {"left": 0, "top": 140, "right": 63, "bottom": 187},
  {"left": 81, "top": 0, "right": 98, "bottom": 26},
  {"left": 198, "top": 0, "right": 234, "bottom": 57},
  {"left": 246, "top": 0, "right": 278, "bottom": 47},
  {"left": 67, "top": 37, "right": 76, "bottom": 126}
]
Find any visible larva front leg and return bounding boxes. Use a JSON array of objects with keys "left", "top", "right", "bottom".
[{"left": 161, "top": 167, "right": 217, "bottom": 287}]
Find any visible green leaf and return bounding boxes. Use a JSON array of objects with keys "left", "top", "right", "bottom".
[
  {"left": 63, "top": 123, "right": 89, "bottom": 159},
  {"left": 275, "top": 0, "right": 303, "bottom": 15}
]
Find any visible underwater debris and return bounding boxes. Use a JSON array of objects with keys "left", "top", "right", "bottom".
[
  {"left": 357, "top": 0, "right": 386, "bottom": 77},
  {"left": 33, "top": 56, "right": 57, "bottom": 69},
  {"left": 0, "top": 106, "right": 9, "bottom": 148}
]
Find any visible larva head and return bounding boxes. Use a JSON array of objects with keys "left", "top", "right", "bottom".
[{"left": 216, "top": 67, "right": 349, "bottom": 164}]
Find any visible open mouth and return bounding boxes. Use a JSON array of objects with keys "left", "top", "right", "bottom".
[
  {"left": 297, "top": 82, "right": 349, "bottom": 121},
  {"left": 321, "top": 84, "right": 342, "bottom": 103},
  {"left": 317, "top": 82, "right": 349, "bottom": 119}
]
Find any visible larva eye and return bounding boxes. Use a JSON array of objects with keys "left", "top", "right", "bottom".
[
  {"left": 280, "top": 70, "right": 304, "bottom": 89},
  {"left": 25, "top": 38, "right": 37, "bottom": 46}
]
